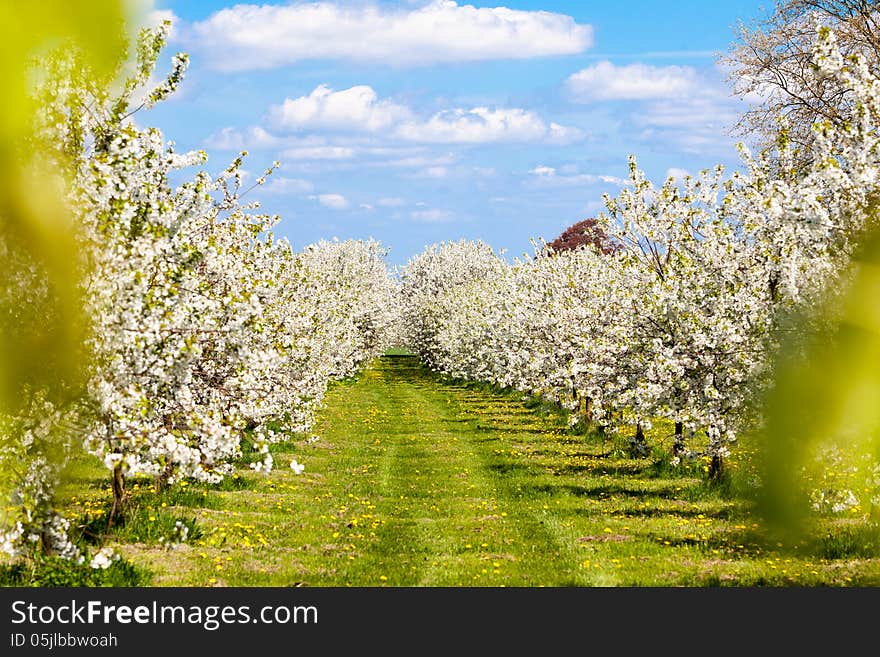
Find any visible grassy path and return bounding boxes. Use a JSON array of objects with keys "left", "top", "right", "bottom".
[
  {"left": 317, "top": 356, "right": 591, "bottom": 585},
  {"left": 65, "top": 356, "right": 880, "bottom": 586}
]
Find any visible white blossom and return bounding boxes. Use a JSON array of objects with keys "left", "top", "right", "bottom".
[{"left": 89, "top": 546, "right": 118, "bottom": 570}]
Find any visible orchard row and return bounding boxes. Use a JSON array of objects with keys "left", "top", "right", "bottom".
[
  {"left": 399, "top": 27, "right": 880, "bottom": 483},
  {"left": 0, "top": 24, "right": 399, "bottom": 561}
]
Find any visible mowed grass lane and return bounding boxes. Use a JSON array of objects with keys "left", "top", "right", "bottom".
[{"left": 71, "top": 356, "right": 880, "bottom": 586}]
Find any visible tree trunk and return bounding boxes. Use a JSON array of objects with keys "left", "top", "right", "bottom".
[
  {"left": 156, "top": 461, "right": 174, "bottom": 491},
  {"left": 108, "top": 463, "right": 126, "bottom": 527},
  {"left": 671, "top": 421, "right": 685, "bottom": 458},
  {"left": 582, "top": 396, "right": 593, "bottom": 425},
  {"left": 629, "top": 422, "right": 648, "bottom": 457},
  {"left": 708, "top": 453, "right": 724, "bottom": 481},
  {"left": 39, "top": 528, "right": 55, "bottom": 556}
]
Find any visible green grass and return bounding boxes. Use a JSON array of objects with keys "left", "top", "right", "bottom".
[
  {"left": 30, "top": 356, "right": 880, "bottom": 586},
  {"left": 0, "top": 557, "right": 148, "bottom": 587},
  {"left": 383, "top": 346, "right": 416, "bottom": 356}
]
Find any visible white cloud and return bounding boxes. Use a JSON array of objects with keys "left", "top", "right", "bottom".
[
  {"left": 270, "top": 85, "right": 581, "bottom": 144},
  {"left": 282, "top": 146, "right": 357, "bottom": 160},
  {"left": 410, "top": 209, "right": 453, "bottom": 223},
  {"left": 187, "top": 1, "right": 592, "bottom": 71},
  {"left": 377, "top": 197, "right": 406, "bottom": 207},
  {"left": 665, "top": 167, "right": 691, "bottom": 180},
  {"left": 548, "top": 122, "right": 584, "bottom": 144},
  {"left": 563, "top": 60, "right": 741, "bottom": 154},
  {"left": 203, "top": 126, "right": 279, "bottom": 151},
  {"left": 636, "top": 96, "right": 736, "bottom": 129},
  {"left": 311, "top": 193, "right": 350, "bottom": 209},
  {"left": 262, "top": 177, "right": 314, "bottom": 194},
  {"left": 527, "top": 167, "right": 626, "bottom": 186},
  {"left": 370, "top": 153, "right": 457, "bottom": 169},
  {"left": 396, "top": 107, "right": 583, "bottom": 144},
  {"left": 402, "top": 165, "right": 454, "bottom": 179},
  {"left": 269, "top": 85, "right": 412, "bottom": 133},
  {"left": 203, "top": 132, "right": 434, "bottom": 169},
  {"left": 634, "top": 96, "right": 740, "bottom": 154},
  {"left": 566, "top": 61, "right": 698, "bottom": 102}
]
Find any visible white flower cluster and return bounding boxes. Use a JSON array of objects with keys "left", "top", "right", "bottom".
[
  {"left": 810, "top": 489, "right": 860, "bottom": 514},
  {"left": 89, "top": 546, "right": 119, "bottom": 570},
  {"left": 0, "top": 399, "right": 83, "bottom": 562},
  {"left": 158, "top": 520, "right": 190, "bottom": 550},
  {"left": 402, "top": 26, "right": 880, "bottom": 471}
]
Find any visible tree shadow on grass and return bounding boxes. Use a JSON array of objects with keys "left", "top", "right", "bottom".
[
  {"left": 486, "top": 462, "right": 531, "bottom": 476},
  {"left": 551, "top": 462, "right": 649, "bottom": 477},
  {"left": 475, "top": 424, "right": 552, "bottom": 434},
  {"left": 617, "top": 505, "right": 740, "bottom": 520},
  {"left": 525, "top": 448, "right": 614, "bottom": 459},
  {"left": 524, "top": 481, "right": 684, "bottom": 501}
]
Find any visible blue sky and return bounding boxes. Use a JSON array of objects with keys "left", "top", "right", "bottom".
[{"left": 139, "top": 0, "right": 767, "bottom": 265}]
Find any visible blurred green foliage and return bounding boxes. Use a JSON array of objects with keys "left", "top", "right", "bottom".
[
  {"left": 0, "top": 1, "right": 126, "bottom": 411},
  {"left": 760, "top": 211, "right": 880, "bottom": 540},
  {"left": 0, "top": 2, "right": 126, "bottom": 534}
]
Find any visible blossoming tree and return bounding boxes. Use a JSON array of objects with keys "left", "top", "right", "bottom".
[{"left": 0, "top": 23, "right": 398, "bottom": 559}]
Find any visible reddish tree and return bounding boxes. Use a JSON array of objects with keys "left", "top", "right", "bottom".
[{"left": 544, "top": 218, "right": 618, "bottom": 255}]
